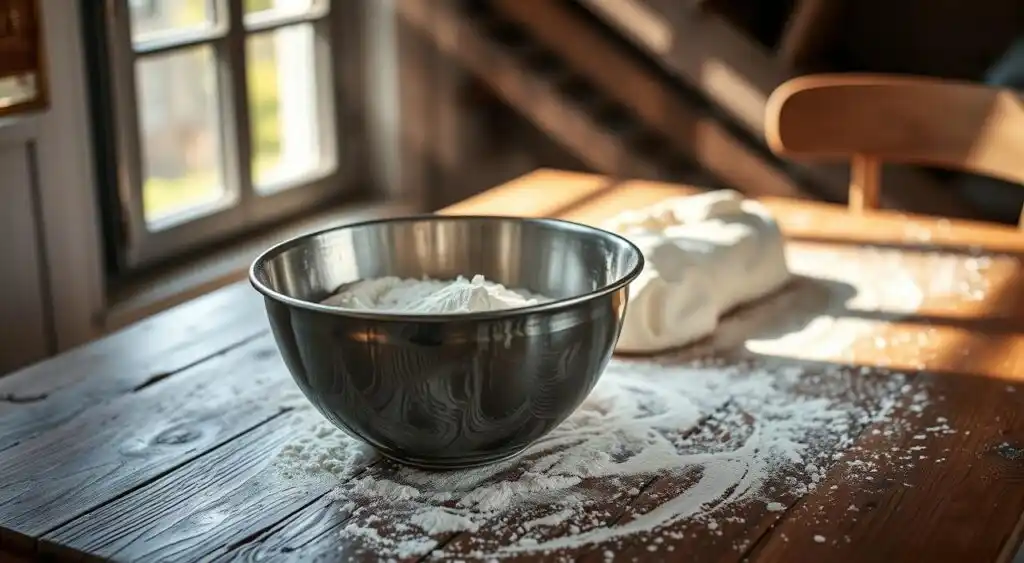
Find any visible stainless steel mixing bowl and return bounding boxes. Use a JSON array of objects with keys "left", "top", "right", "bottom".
[{"left": 250, "top": 215, "right": 644, "bottom": 469}]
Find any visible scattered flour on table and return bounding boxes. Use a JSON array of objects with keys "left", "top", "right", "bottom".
[
  {"left": 742, "top": 246, "right": 924, "bottom": 361},
  {"left": 272, "top": 244, "right": 992, "bottom": 560},
  {"left": 320, "top": 274, "right": 551, "bottom": 314},
  {"left": 275, "top": 360, "right": 947, "bottom": 559}
]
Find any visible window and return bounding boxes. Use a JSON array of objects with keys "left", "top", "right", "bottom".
[{"left": 101, "top": 0, "right": 346, "bottom": 269}]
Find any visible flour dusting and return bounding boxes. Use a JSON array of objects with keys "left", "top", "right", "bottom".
[
  {"left": 743, "top": 246, "right": 924, "bottom": 360},
  {"left": 271, "top": 244, "right": 993, "bottom": 559},
  {"left": 275, "top": 359, "right": 940, "bottom": 559},
  {"left": 320, "top": 274, "right": 551, "bottom": 314}
]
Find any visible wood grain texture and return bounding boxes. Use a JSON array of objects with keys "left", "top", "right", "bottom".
[
  {"left": 41, "top": 413, "right": 330, "bottom": 562},
  {"left": 750, "top": 369, "right": 1024, "bottom": 562},
  {"left": 211, "top": 494, "right": 362, "bottom": 562},
  {"left": 0, "top": 333, "right": 289, "bottom": 547},
  {"left": 218, "top": 462, "right": 449, "bottom": 562},
  {"left": 0, "top": 283, "right": 266, "bottom": 452}
]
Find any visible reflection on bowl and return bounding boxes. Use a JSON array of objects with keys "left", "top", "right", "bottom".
[{"left": 250, "top": 215, "right": 644, "bottom": 469}]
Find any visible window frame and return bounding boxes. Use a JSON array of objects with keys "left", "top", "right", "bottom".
[{"left": 105, "top": 0, "right": 349, "bottom": 269}]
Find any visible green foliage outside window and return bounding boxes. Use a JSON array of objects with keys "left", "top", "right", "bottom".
[{"left": 144, "top": 0, "right": 288, "bottom": 219}]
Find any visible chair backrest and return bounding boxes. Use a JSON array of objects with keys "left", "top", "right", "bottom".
[{"left": 765, "top": 73, "right": 1024, "bottom": 224}]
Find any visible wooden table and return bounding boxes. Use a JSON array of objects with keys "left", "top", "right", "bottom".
[{"left": 3, "top": 169, "right": 1024, "bottom": 562}]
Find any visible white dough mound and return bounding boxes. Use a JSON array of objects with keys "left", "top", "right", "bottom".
[{"left": 604, "top": 190, "right": 791, "bottom": 354}]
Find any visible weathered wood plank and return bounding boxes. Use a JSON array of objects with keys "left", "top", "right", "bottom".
[
  {"left": 0, "top": 283, "right": 267, "bottom": 452},
  {"left": 749, "top": 369, "right": 1024, "bottom": 562},
  {"left": 494, "top": 0, "right": 809, "bottom": 199},
  {"left": 216, "top": 476, "right": 451, "bottom": 563},
  {"left": 211, "top": 494, "right": 358, "bottom": 562},
  {"left": 216, "top": 461, "right": 456, "bottom": 562},
  {"left": 0, "top": 333, "right": 291, "bottom": 550},
  {"left": 41, "top": 412, "right": 330, "bottom": 562},
  {"left": 396, "top": 0, "right": 666, "bottom": 181}
]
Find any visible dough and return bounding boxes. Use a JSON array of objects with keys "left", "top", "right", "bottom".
[{"left": 605, "top": 190, "right": 791, "bottom": 354}]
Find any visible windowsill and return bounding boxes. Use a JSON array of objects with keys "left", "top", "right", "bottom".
[{"left": 102, "top": 198, "right": 420, "bottom": 333}]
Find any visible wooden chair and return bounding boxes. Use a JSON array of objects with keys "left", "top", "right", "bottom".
[{"left": 764, "top": 73, "right": 1024, "bottom": 226}]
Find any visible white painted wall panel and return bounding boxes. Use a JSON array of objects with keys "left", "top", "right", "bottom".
[{"left": 0, "top": 142, "right": 49, "bottom": 374}]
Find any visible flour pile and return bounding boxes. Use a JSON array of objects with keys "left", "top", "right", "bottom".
[{"left": 320, "top": 275, "right": 551, "bottom": 314}]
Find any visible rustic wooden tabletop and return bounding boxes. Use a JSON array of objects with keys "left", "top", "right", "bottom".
[{"left": 2, "top": 169, "right": 1024, "bottom": 562}]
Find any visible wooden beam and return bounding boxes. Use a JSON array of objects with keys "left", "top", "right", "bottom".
[
  {"left": 493, "top": 0, "right": 809, "bottom": 199},
  {"left": 395, "top": 0, "right": 665, "bottom": 181},
  {"left": 576, "top": 0, "right": 977, "bottom": 218},
  {"left": 387, "top": 1, "right": 583, "bottom": 211}
]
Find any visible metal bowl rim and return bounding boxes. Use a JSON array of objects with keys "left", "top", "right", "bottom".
[{"left": 248, "top": 214, "right": 645, "bottom": 322}]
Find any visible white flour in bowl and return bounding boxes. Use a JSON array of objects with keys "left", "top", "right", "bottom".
[{"left": 320, "top": 275, "right": 552, "bottom": 314}]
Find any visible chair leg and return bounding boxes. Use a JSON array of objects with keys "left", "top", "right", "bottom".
[{"left": 849, "top": 154, "right": 881, "bottom": 213}]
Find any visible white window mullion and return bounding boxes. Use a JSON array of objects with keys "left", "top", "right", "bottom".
[
  {"left": 311, "top": 9, "right": 341, "bottom": 179},
  {"left": 222, "top": 0, "right": 256, "bottom": 220}
]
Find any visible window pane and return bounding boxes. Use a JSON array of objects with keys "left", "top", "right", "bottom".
[
  {"left": 129, "top": 0, "right": 213, "bottom": 42},
  {"left": 136, "top": 46, "right": 226, "bottom": 225},
  {"left": 247, "top": 24, "right": 325, "bottom": 190},
  {"left": 244, "top": 0, "right": 315, "bottom": 17}
]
